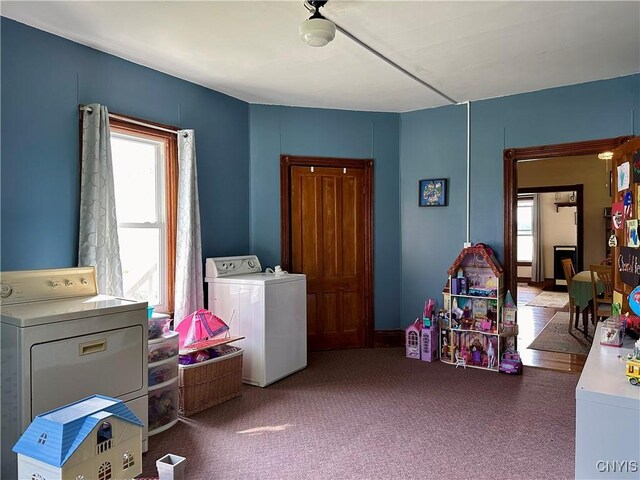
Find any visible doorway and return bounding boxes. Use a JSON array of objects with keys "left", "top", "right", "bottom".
[
  {"left": 280, "top": 155, "right": 374, "bottom": 351},
  {"left": 516, "top": 184, "right": 583, "bottom": 290},
  {"left": 503, "top": 136, "right": 631, "bottom": 371}
]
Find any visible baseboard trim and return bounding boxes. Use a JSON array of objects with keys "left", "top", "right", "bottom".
[{"left": 374, "top": 329, "right": 404, "bottom": 347}]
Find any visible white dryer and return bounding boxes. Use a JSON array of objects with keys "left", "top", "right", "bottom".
[
  {"left": 0, "top": 267, "right": 148, "bottom": 479},
  {"left": 205, "top": 256, "right": 307, "bottom": 387}
]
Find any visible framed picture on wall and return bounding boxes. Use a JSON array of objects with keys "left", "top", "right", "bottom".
[{"left": 419, "top": 178, "right": 448, "bottom": 207}]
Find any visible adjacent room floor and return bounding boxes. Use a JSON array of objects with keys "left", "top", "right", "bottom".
[{"left": 517, "top": 284, "right": 587, "bottom": 373}]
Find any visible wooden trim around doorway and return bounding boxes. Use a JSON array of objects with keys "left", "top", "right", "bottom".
[
  {"left": 503, "top": 136, "right": 632, "bottom": 299},
  {"left": 280, "top": 154, "right": 375, "bottom": 348}
]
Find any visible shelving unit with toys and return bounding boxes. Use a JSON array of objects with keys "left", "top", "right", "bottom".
[{"left": 440, "top": 244, "right": 517, "bottom": 372}]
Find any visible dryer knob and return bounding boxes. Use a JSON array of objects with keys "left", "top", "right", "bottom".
[
  {"left": 50, "top": 281, "right": 60, "bottom": 288},
  {"left": 65, "top": 280, "right": 74, "bottom": 287},
  {"left": 0, "top": 284, "right": 12, "bottom": 298}
]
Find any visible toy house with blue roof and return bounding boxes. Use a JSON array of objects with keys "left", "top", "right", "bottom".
[{"left": 13, "top": 395, "right": 143, "bottom": 480}]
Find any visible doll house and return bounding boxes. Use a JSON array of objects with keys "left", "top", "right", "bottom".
[
  {"left": 441, "top": 244, "right": 505, "bottom": 371},
  {"left": 13, "top": 395, "right": 143, "bottom": 480},
  {"left": 405, "top": 319, "right": 422, "bottom": 359}
]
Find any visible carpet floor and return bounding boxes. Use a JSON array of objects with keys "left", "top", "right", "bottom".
[
  {"left": 525, "top": 291, "right": 569, "bottom": 309},
  {"left": 527, "top": 312, "right": 595, "bottom": 356},
  {"left": 142, "top": 348, "right": 578, "bottom": 480}
]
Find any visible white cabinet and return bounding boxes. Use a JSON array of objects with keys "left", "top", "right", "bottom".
[{"left": 575, "top": 323, "right": 640, "bottom": 479}]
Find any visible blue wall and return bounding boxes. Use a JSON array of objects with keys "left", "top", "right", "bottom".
[
  {"left": 2, "top": 18, "right": 639, "bottom": 332},
  {"left": 249, "top": 105, "right": 402, "bottom": 330},
  {"left": 1, "top": 18, "right": 250, "bottom": 271},
  {"left": 400, "top": 75, "right": 640, "bottom": 322}
]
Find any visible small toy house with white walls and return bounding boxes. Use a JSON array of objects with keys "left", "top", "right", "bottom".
[{"left": 13, "top": 395, "right": 143, "bottom": 480}]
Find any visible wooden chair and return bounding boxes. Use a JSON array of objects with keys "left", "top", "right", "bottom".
[
  {"left": 561, "top": 258, "right": 580, "bottom": 332},
  {"left": 590, "top": 264, "right": 613, "bottom": 323}
]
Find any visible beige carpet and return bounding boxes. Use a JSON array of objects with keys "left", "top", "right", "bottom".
[
  {"left": 527, "top": 311, "right": 594, "bottom": 355},
  {"left": 525, "top": 290, "right": 569, "bottom": 308}
]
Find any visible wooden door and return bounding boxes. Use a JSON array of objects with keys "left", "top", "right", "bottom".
[
  {"left": 281, "top": 156, "right": 374, "bottom": 351},
  {"left": 611, "top": 136, "right": 640, "bottom": 312}
]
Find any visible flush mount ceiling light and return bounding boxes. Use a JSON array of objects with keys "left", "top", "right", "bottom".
[
  {"left": 598, "top": 151, "right": 614, "bottom": 161},
  {"left": 299, "top": 0, "right": 336, "bottom": 47}
]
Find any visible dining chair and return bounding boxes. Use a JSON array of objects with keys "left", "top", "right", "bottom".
[
  {"left": 589, "top": 264, "right": 613, "bottom": 323},
  {"left": 561, "top": 258, "right": 580, "bottom": 332}
]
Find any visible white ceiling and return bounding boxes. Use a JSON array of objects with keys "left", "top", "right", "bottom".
[{"left": 2, "top": 1, "right": 639, "bottom": 113}]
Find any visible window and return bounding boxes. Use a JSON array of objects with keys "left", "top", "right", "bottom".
[
  {"left": 110, "top": 118, "right": 177, "bottom": 313},
  {"left": 517, "top": 197, "right": 534, "bottom": 263},
  {"left": 123, "top": 451, "right": 135, "bottom": 470},
  {"left": 98, "top": 461, "right": 112, "bottom": 480},
  {"left": 37, "top": 433, "right": 47, "bottom": 445}
]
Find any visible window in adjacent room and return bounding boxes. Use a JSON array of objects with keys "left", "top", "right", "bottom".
[
  {"left": 110, "top": 118, "right": 177, "bottom": 313},
  {"left": 517, "top": 196, "right": 534, "bottom": 263}
]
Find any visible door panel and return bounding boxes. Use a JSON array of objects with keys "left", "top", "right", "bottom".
[{"left": 290, "top": 165, "right": 366, "bottom": 350}]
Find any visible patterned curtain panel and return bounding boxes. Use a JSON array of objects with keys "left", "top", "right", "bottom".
[
  {"left": 78, "top": 103, "right": 123, "bottom": 295},
  {"left": 174, "top": 130, "right": 204, "bottom": 325}
]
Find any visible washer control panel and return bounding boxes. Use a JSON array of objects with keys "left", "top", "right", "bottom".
[
  {"left": 0, "top": 267, "right": 98, "bottom": 305},
  {"left": 205, "top": 255, "right": 262, "bottom": 278}
]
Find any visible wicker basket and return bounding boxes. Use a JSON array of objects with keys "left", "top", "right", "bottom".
[{"left": 178, "top": 348, "right": 243, "bottom": 417}]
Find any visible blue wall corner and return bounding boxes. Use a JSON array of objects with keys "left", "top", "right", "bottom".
[
  {"left": 249, "top": 105, "right": 402, "bottom": 330},
  {"left": 399, "top": 74, "right": 639, "bottom": 323},
  {"left": 1, "top": 17, "right": 250, "bottom": 271}
]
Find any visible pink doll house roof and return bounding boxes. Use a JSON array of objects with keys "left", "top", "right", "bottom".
[
  {"left": 405, "top": 318, "right": 422, "bottom": 331},
  {"left": 447, "top": 244, "right": 503, "bottom": 277}
]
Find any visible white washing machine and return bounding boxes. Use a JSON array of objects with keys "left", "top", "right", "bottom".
[
  {"left": 205, "top": 255, "right": 307, "bottom": 387},
  {"left": 0, "top": 267, "right": 148, "bottom": 479}
]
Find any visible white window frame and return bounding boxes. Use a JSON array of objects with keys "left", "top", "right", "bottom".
[
  {"left": 111, "top": 131, "right": 169, "bottom": 311},
  {"left": 517, "top": 197, "right": 534, "bottom": 263}
]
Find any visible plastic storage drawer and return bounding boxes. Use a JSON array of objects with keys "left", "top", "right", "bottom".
[
  {"left": 148, "top": 358, "right": 179, "bottom": 387},
  {"left": 148, "top": 331, "right": 179, "bottom": 364},
  {"left": 148, "top": 377, "right": 179, "bottom": 435}
]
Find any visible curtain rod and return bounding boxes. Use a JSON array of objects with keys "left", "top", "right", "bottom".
[{"left": 79, "top": 105, "right": 180, "bottom": 135}]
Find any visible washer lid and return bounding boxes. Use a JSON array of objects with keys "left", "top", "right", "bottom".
[
  {"left": 0, "top": 294, "right": 147, "bottom": 328},
  {"left": 205, "top": 272, "right": 306, "bottom": 285}
]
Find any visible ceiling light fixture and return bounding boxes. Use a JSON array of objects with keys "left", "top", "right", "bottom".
[
  {"left": 299, "top": 1, "right": 336, "bottom": 47},
  {"left": 598, "top": 151, "right": 614, "bottom": 161}
]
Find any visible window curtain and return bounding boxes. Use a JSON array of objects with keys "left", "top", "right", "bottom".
[
  {"left": 78, "top": 103, "right": 123, "bottom": 295},
  {"left": 174, "top": 130, "right": 204, "bottom": 325},
  {"left": 531, "top": 193, "right": 544, "bottom": 282}
]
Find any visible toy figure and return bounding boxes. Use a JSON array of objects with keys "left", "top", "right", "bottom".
[
  {"left": 487, "top": 340, "right": 496, "bottom": 369},
  {"left": 471, "top": 346, "right": 481, "bottom": 365}
]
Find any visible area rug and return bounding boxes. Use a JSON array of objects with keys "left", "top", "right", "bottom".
[
  {"left": 525, "top": 290, "right": 569, "bottom": 308},
  {"left": 527, "top": 311, "right": 594, "bottom": 355}
]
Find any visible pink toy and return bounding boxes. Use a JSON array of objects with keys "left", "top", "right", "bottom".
[
  {"left": 499, "top": 350, "right": 522, "bottom": 374},
  {"left": 420, "top": 324, "right": 439, "bottom": 362},
  {"left": 423, "top": 299, "right": 436, "bottom": 327},
  {"left": 405, "top": 319, "right": 422, "bottom": 359}
]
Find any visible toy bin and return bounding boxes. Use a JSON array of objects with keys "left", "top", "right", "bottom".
[
  {"left": 149, "top": 312, "right": 171, "bottom": 340},
  {"left": 178, "top": 348, "right": 243, "bottom": 417},
  {"left": 149, "top": 358, "right": 179, "bottom": 387},
  {"left": 148, "top": 377, "right": 179, "bottom": 435},
  {"left": 148, "top": 331, "right": 179, "bottom": 364}
]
